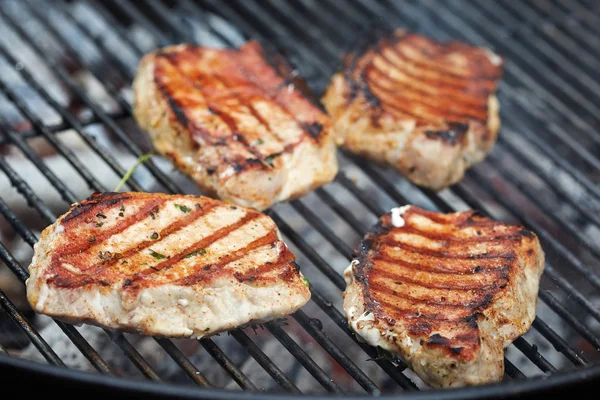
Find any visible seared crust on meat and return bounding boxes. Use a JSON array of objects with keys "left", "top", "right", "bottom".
[
  {"left": 322, "top": 29, "right": 503, "bottom": 190},
  {"left": 26, "top": 192, "right": 310, "bottom": 338},
  {"left": 343, "top": 205, "right": 544, "bottom": 387},
  {"left": 133, "top": 41, "right": 338, "bottom": 211}
]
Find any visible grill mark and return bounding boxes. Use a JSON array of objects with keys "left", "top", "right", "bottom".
[
  {"left": 372, "top": 252, "right": 507, "bottom": 275},
  {"left": 372, "top": 267, "right": 498, "bottom": 291},
  {"left": 380, "top": 240, "right": 515, "bottom": 260},
  {"left": 127, "top": 213, "right": 262, "bottom": 287},
  {"left": 178, "top": 231, "right": 281, "bottom": 286},
  {"left": 88, "top": 202, "right": 219, "bottom": 272},
  {"left": 370, "top": 281, "right": 492, "bottom": 309},
  {"left": 239, "top": 45, "right": 323, "bottom": 144},
  {"left": 234, "top": 248, "right": 296, "bottom": 283},
  {"left": 51, "top": 202, "right": 221, "bottom": 288},
  {"left": 374, "top": 297, "right": 477, "bottom": 323},
  {"left": 206, "top": 105, "right": 267, "bottom": 170},
  {"left": 366, "top": 77, "right": 486, "bottom": 123},
  {"left": 391, "top": 224, "right": 523, "bottom": 243},
  {"left": 388, "top": 34, "right": 502, "bottom": 81},
  {"left": 373, "top": 48, "right": 494, "bottom": 96},
  {"left": 58, "top": 198, "right": 167, "bottom": 258},
  {"left": 160, "top": 50, "right": 289, "bottom": 162},
  {"left": 366, "top": 65, "right": 489, "bottom": 121},
  {"left": 61, "top": 193, "right": 133, "bottom": 224}
]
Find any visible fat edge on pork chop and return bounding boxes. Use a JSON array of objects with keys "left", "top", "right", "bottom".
[
  {"left": 26, "top": 192, "right": 311, "bottom": 339},
  {"left": 322, "top": 28, "right": 504, "bottom": 191},
  {"left": 343, "top": 205, "right": 544, "bottom": 388},
  {"left": 133, "top": 41, "right": 338, "bottom": 211}
]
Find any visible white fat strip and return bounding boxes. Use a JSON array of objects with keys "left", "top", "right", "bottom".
[
  {"left": 344, "top": 260, "right": 359, "bottom": 286},
  {"left": 483, "top": 48, "right": 502, "bottom": 66},
  {"left": 390, "top": 205, "right": 411, "bottom": 228}
]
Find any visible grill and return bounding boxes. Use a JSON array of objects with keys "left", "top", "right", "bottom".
[{"left": 0, "top": 0, "right": 599, "bottom": 397}]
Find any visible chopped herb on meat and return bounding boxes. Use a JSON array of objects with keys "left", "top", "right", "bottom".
[
  {"left": 149, "top": 249, "right": 166, "bottom": 259},
  {"left": 96, "top": 221, "right": 104, "bottom": 227},
  {"left": 150, "top": 232, "right": 159, "bottom": 240},
  {"left": 264, "top": 152, "right": 283, "bottom": 167},
  {"left": 96, "top": 213, "right": 107, "bottom": 219},
  {"left": 185, "top": 249, "right": 207, "bottom": 258},
  {"left": 174, "top": 203, "right": 192, "bottom": 213},
  {"left": 301, "top": 276, "right": 310, "bottom": 287}
]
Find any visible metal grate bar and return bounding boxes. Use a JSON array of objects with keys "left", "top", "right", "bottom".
[
  {"left": 102, "top": 0, "right": 170, "bottom": 48},
  {"left": 86, "top": 0, "right": 147, "bottom": 56},
  {"left": 504, "top": 359, "right": 526, "bottom": 380},
  {"left": 200, "top": 0, "right": 568, "bottom": 382},
  {"left": 0, "top": 109, "right": 129, "bottom": 144},
  {"left": 154, "top": 339, "right": 211, "bottom": 387},
  {"left": 488, "top": 142, "right": 600, "bottom": 239},
  {"left": 0, "top": 5, "right": 181, "bottom": 195},
  {"left": 0, "top": 176, "right": 171, "bottom": 380},
  {"left": 0, "top": 43, "right": 145, "bottom": 192},
  {"left": 265, "top": 322, "right": 344, "bottom": 393},
  {"left": 292, "top": 310, "right": 379, "bottom": 394},
  {"left": 110, "top": 0, "right": 588, "bottom": 382},
  {"left": 57, "top": 1, "right": 138, "bottom": 88},
  {"left": 289, "top": 199, "right": 354, "bottom": 259},
  {"left": 0, "top": 77, "right": 106, "bottom": 192},
  {"left": 8, "top": 1, "right": 348, "bottom": 392},
  {"left": 455, "top": 170, "right": 600, "bottom": 292},
  {"left": 511, "top": 0, "right": 600, "bottom": 68},
  {"left": 10, "top": 4, "right": 268, "bottom": 389},
  {"left": 405, "top": 2, "right": 600, "bottom": 177},
  {"left": 0, "top": 161, "right": 57, "bottom": 225},
  {"left": 229, "top": 330, "right": 301, "bottom": 393},
  {"left": 512, "top": 337, "right": 557, "bottom": 374},
  {"left": 530, "top": 0, "right": 600, "bottom": 53},
  {"left": 0, "top": 239, "right": 113, "bottom": 373},
  {"left": 0, "top": 289, "right": 65, "bottom": 367},
  {"left": 199, "top": 339, "right": 259, "bottom": 391},
  {"left": 315, "top": 184, "right": 368, "bottom": 235},
  {"left": 308, "top": 288, "right": 418, "bottom": 390},
  {"left": 0, "top": 0, "right": 595, "bottom": 394},
  {"left": 109, "top": 333, "right": 162, "bottom": 381},
  {"left": 492, "top": 133, "right": 600, "bottom": 227},
  {"left": 334, "top": 174, "right": 386, "bottom": 221},
  {"left": 431, "top": 0, "right": 600, "bottom": 152},
  {"left": 474, "top": 0, "right": 600, "bottom": 126},
  {"left": 0, "top": 119, "right": 78, "bottom": 203},
  {"left": 270, "top": 212, "right": 345, "bottom": 291},
  {"left": 531, "top": 318, "right": 590, "bottom": 366},
  {"left": 390, "top": 0, "right": 600, "bottom": 177}
]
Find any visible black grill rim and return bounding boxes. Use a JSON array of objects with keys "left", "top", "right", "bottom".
[
  {"left": 2, "top": 354, "right": 599, "bottom": 399},
  {"left": 0, "top": 0, "right": 599, "bottom": 396}
]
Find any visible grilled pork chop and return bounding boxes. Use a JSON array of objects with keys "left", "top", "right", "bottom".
[
  {"left": 343, "top": 205, "right": 544, "bottom": 387},
  {"left": 133, "top": 41, "right": 338, "bottom": 211},
  {"left": 322, "top": 29, "right": 503, "bottom": 190},
  {"left": 26, "top": 192, "right": 310, "bottom": 338}
]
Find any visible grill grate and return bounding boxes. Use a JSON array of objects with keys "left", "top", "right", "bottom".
[{"left": 0, "top": 0, "right": 599, "bottom": 397}]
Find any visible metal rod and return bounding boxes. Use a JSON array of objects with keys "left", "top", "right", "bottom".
[
  {"left": 199, "top": 339, "right": 259, "bottom": 391},
  {"left": 0, "top": 289, "right": 65, "bottom": 367},
  {"left": 0, "top": 5, "right": 181, "bottom": 194},
  {"left": 229, "top": 330, "right": 302, "bottom": 393},
  {"left": 0, "top": 240, "right": 113, "bottom": 373},
  {"left": 292, "top": 310, "right": 380, "bottom": 394},
  {"left": 154, "top": 338, "right": 211, "bottom": 387},
  {"left": 265, "top": 322, "right": 344, "bottom": 393}
]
